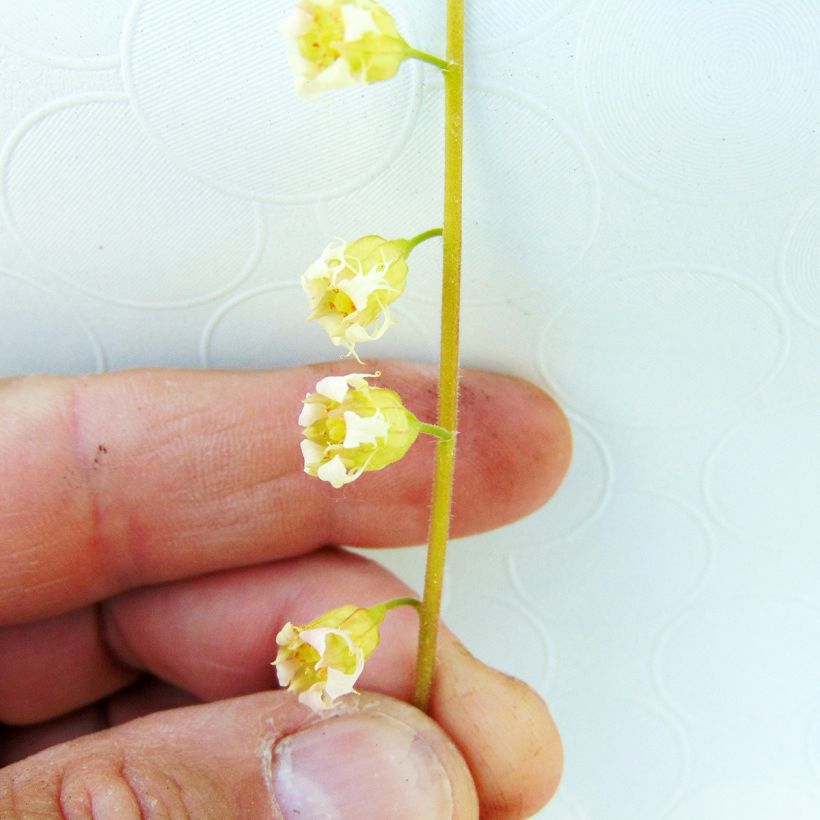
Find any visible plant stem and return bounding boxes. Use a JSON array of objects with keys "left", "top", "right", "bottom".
[
  {"left": 405, "top": 47, "right": 450, "bottom": 72},
  {"left": 383, "top": 597, "right": 422, "bottom": 612},
  {"left": 406, "top": 227, "right": 444, "bottom": 254},
  {"left": 416, "top": 421, "right": 453, "bottom": 441},
  {"left": 413, "top": 0, "right": 464, "bottom": 713}
]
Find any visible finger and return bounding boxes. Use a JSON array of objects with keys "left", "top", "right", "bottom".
[
  {"left": 102, "top": 549, "right": 561, "bottom": 818},
  {"left": 0, "top": 364, "right": 570, "bottom": 624},
  {"left": 0, "top": 608, "right": 136, "bottom": 724},
  {"left": 1, "top": 679, "right": 201, "bottom": 768},
  {"left": 0, "top": 692, "right": 479, "bottom": 820},
  {"left": 0, "top": 551, "right": 422, "bottom": 724},
  {"left": 432, "top": 641, "right": 563, "bottom": 819},
  {"left": 0, "top": 705, "right": 106, "bottom": 768},
  {"left": 106, "top": 677, "right": 202, "bottom": 727},
  {"left": 1, "top": 548, "right": 561, "bottom": 816},
  {"left": 0, "top": 551, "right": 562, "bottom": 814}
]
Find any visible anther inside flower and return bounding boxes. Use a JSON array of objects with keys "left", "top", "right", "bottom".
[
  {"left": 299, "top": 372, "right": 422, "bottom": 488},
  {"left": 302, "top": 235, "right": 410, "bottom": 360},
  {"left": 281, "top": 0, "right": 410, "bottom": 96},
  {"left": 274, "top": 599, "right": 418, "bottom": 710}
]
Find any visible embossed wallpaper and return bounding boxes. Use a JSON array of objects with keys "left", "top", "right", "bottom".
[{"left": 2, "top": 1, "right": 820, "bottom": 817}]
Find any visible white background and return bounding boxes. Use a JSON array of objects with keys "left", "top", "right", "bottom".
[{"left": 1, "top": 1, "right": 820, "bottom": 817}]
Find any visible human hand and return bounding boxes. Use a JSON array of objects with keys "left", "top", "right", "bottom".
[{"left": 0, "top": 362, "right": 569, "bottom": 818}]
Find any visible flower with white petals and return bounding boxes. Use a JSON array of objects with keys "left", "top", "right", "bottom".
[
  {"left": 299, "top": 372, "right": 421, "bottom": 487},
  {"left": 281, "top": 0, "right": 410, "bottom": 97},
  {"left": 302, "top": 235, "right": 410, "bottom": 360},
  {"left": 273, "top": 603, "right": 390, "bottom": 710}
]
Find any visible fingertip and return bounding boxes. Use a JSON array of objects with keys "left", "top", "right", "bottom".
[
  {"left": 451, "top": 369, "right": 573, "bottom": 538},
  {"left": 432, "top": 637, "right": 563, "bottom": 819}
]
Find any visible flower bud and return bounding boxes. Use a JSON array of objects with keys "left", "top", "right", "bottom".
[
  {"left": 299, "top": 372, "right": 420, "bottom": 487},
  {"left": 281, "top": 0, "right": 410, "bottom": 97},
  {"left": 302, "top": 236, "right": 410, "bottom": 360}
]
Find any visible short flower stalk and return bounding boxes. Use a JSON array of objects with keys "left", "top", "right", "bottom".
[{"left": 273, "top": 598, "right": 420, "bottom": 710}]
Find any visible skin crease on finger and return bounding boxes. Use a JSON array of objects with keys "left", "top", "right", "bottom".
[{"left": 0, "top": 364, "right": 570, "bottom": 816}]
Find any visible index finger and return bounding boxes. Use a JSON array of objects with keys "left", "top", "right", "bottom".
[{"left": 0, "top": 363, "right": 570, "bottom": 624}]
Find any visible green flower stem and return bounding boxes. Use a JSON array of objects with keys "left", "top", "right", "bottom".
[
  {"left": 413, "top": 0, "right": 464, "bottom": 713},
  {"left": 382, "top": 597, "right": 422, "bottom": 612},
  {"left": 406, "top": 227, "right": 444, "bottom": 254},
  {"left": 416, "top": 421, "right": 453, "bottom": 441},
  {"left": 405, "top": 47, "right": 450, "bottom": 72}
]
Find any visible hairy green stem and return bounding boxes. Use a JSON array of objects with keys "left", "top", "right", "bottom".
[
  {"left": 383, "top": 597, "right": 422, "bottom": 612},
  {"left": 406, "top": 227, "right": 444, "bottom": 254},
  {"left": 416, "top": 421, "right": 453, "bottom": 441},
  {"left": 405, "top": 47, "right": 450, "bottom": 71},
  {"left": 413, "top": 0, "right": 464, "bottom": 713}
]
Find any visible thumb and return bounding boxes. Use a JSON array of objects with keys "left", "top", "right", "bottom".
[{"left": 0, "top": 691, "right": 478, "bottom": 819}]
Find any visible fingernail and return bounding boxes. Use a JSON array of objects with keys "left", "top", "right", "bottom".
[{"left": 270, "top": 712, "right": 453, "bottom": 819}]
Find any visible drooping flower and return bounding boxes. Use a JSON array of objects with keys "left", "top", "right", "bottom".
[
  {"left": 274, "top": 600, "right": 419, "bottom": 710},
  {"left": 301, "top": 235, "right": 410, "bottom": 360},
  {"left": 281, "top": 0, "right": 411, "bottom": 97},
  {"left": 299, "top": 372, "right": 422, "bottom": 488}
]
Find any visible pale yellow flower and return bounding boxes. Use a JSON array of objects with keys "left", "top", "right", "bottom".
[
  {"left": 299, "top": 372, "right": 421, "bottom": 488},
  {"left": 281, "top": 0, "right": 410, "bottom": 96},
  {"left": 302, "top": 235, "right": 410, "bottom": 360},
  {"left": 273, "top": 603, "right": 390, "bottom": 710}
]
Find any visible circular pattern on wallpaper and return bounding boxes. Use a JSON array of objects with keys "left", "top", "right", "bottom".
[
  {"left": 0, "top": 0, "right": 128, "bottom": 69},
  {"left": 555, "top": 695, "right": 687, "bottom": 819},
  {"left": 0, "top": 95, "right": 262, "bottom": 308},
  {"left": 780, "top": 194, "right": 820, "bottom": 330},
  {"left": 511, "top": 490, "right": 713, "bottom": 658},
  {"left": 0, "top": 269, "right": 103, "bottom": 376},
  {"left": 666, "top": 783, "right": 820, "bottom": 820},
  {"left": 807, "top": 705, "right": 820, "bottom": 784},
  {"left": 655, "top": 595, "right": 820, "bottom": 727},
  {"left": 704, "top": 401, "right": 820, "bottom": 551},
  {"left": 538, "top": 267, "right": 787, "bottom": 428},
  {"left": 443, "top": 596, "right": 551, "bottom": 693},
  {"left": 123, "top": 0, "right": 422, "bottom": 202},
  {"left": 320, "top": 85, "right": 600, "bottom": 305},
  {"left": 578, "top": 0, "right": 820, "bottom": 201}
]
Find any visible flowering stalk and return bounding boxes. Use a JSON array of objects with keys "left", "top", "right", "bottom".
[
  {"left": 280, "top": 0, "right": 464, "bottom": 715},
  {"left": 413, "top": 0, "right": 464, "bottom": 712}
]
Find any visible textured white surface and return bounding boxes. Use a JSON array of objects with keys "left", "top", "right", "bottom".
[{"left": 1, "top": 1, "right": 819, "bottom": 817}]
